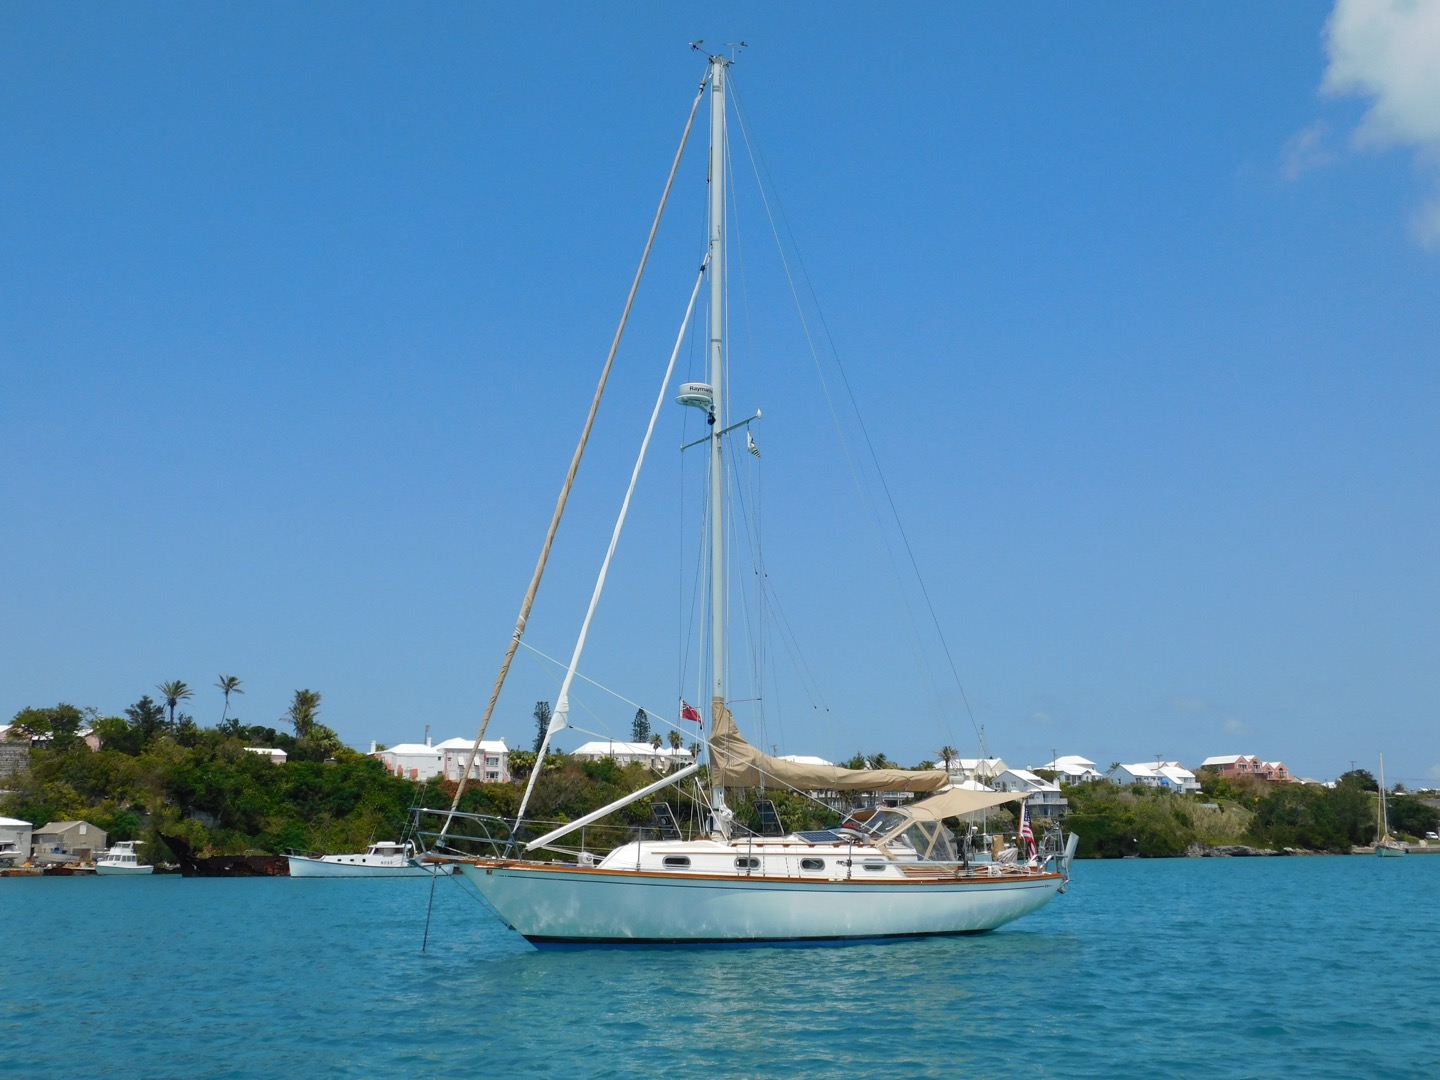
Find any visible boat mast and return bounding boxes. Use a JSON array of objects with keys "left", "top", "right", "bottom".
[
  {"left": 706, "top": 53, "right": 730, "bottom": 831},
  {"left": 1379, "top": 754, "right": 1387, "bottom": 839}
]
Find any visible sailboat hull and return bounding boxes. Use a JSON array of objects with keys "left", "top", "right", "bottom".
[{"left": 458, "top": 860, "right": 1064, "bottom": 945}]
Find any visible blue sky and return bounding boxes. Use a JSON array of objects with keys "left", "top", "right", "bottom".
[{"left": 3, "top": 3, "right": 1437, "bottom": 785}]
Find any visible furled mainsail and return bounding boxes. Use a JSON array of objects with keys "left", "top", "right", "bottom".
[{"left": 709, "top": 703, "right": 949, "bottom": 793}]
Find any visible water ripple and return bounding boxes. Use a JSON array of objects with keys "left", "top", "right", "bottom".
[{"left": 2, "top": 858, "right": 1438, "bottom": 1077}]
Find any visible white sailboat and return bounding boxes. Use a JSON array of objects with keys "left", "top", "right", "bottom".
[
  {"left": 439, "top": 52, "right": 1075, "bottom": 945},
  {"left": 288, "top": 840, "right": 456, "bottom": 878},
  {"left": 1375, "top": 755, "right": 1407, "bottom": 858}
]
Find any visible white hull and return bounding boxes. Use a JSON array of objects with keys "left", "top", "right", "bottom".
[
  {"left": 288, "top": 855, "right": 453, "bottom": 878},
  {"left": 95, "top": 842, "right": 152, "bottom": 875},
  {"left": 458, "top": 859, "right": 1063, "bottom": 945}
]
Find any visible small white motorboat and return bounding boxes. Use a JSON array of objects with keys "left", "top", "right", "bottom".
[
  {"left": 95, "top": 841, "right": 154, "bottom": 875},
  {"left": 287, "top": 840, "right": 454, "bottom": 878}
]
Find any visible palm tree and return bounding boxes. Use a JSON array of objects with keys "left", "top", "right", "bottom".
[
  {"left": 286, "top": 689, "right": 322, "bottom": 739},
  {"left": 667, "top": 729, "right": 682, "bottom": 750},
  {"left": 156, "top": 680, "right": 193, "bottom": 730},
  {"left": 937, "top": 745, "right": 958, "bottom": 774},
  {"left": 216, "top": 675, "right": 244, "bottom": 724}
]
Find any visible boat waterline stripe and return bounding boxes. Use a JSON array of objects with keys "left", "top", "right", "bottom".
[{"left": 460, "top": 861, "right": 1062, "bottom": 889}]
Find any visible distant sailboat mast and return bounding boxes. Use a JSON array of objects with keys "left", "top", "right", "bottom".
[{"left": 706, "top": 53, "right": 730, "bottom": 833}]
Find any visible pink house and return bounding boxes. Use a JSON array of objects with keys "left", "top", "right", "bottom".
[{"left": 1201, "top": 755, "right": 1291, "bottom": 782}]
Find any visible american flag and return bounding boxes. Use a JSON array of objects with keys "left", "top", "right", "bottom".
[{"left": 1019, "top": 801, "right": 1036, "bottom": 859}]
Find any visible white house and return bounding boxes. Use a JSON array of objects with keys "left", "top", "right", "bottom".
[
  {"left": 992, "top": 769, "right": 1067, "bottom": 821},
  {"left": 435, "top": 738, "right": 510, "bottom": 783},
  {"left": 374, "top": 742, "right": 444, "bottom": 781},
  {"left": 570, "top": 741, "right": 694, "bottom": 772},
  {"left": 1112, "top": 761, "right": 1200, "bottom": 794},
  {"left": 1038, "top": 755, "right": 1103, "bottom": 785},
  {"left": 244, "top": 747, "right": 288, "bottom": 764}
]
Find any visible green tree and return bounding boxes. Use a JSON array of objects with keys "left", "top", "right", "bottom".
[
  {"left": 215, "top": 675, "right": 244, "bottom": 727},
  {"left": 1338, "top": 768, "right": 1378, "bottom": 792},
  {"left": 667, "top": 729, "right": 682, "bottom": 750},
  {"left": 8, "top": 704, "right": 87, "bottom": 750},
  {"left": 93, "top": 714, "right": 139, "bottom": 754},
  {"left": 1388, "top": 794, "right": 1440, "bottom": 838},
  {"left": 125, "top": 695, "right": 168, "bottom": 747},
  {"left": 937, "top": 745, "right": 958, "bottom": 773},
  {"left": 533, "top": 701, "right": 552, "bottom": 754},
  {"left": 156, "top": 680, "right": 194, "bottom": 730},
  {"left": 631, "top": 708, "right": 651, "bottom": 743},
  {"left": 285, "top": 689, "right": 322, "bottom": 740},
  {"left": 282, "top": 689, "right": 343, "bottom": 762}
]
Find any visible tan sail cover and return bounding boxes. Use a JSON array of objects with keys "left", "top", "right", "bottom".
[
  {"left": 903, "top": 786, "right": 1027, "bottom": 821},
  {"left": 709, "top": 703, "right": 948, "bottom": 793}
]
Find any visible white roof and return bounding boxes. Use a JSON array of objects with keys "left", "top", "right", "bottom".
[
  {"left": 1121, "top": 762, "right": 1155, "bottom": 778},
  {"left": 1122, "top": 761, "right": 1197, "bottom": 781},
  {"left": 571, "top": 741, "right": 692, "bottom": 757},
  {"left": 0, "top": 817, "right": 33, "bottom": 828},
  {"left": 1042, "top": 755, "right": 1098, "bottom": 771},
  {"left": 434, "top": 737, "right": 509, "bottom": 752},
  {"left": 997, "top": 769, "right": 1059, "bottom": 792},
  {"left": 380, "top": 743, "right": 443, "bottom": 756},
  {"left": 1201, "top": 755, "right": 1247, "bottom": 766},
  {"left": 947, "top": 779, "right": 996, "bottom": 792},
  {"left": 778, "top": 754, "right": 833, "bottom": 767}
]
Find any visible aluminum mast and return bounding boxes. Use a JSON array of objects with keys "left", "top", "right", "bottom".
[{"left": 706, "top": 54, "right": 730, "bottom": 832}]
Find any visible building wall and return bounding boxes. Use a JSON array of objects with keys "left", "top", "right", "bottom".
[
  {"left": 0, "top": 743, "right": 30, "bottom": 780},
  {"left": 33, "top": 822, "right": 107, "bottom": 861}
]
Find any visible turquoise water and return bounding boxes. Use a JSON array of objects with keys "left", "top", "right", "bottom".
[{"left": 3, "top": 857, "right": 1437, "bottom": 1078}]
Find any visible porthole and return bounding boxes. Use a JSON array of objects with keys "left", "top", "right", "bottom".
[
  {"left": 662, "top": 856, "right": 691, "bottom": 869},
  {"left": 735, "top": 856, "right": 760, "bottom": 870},
  {"left": 800, "top": 858, "right": 825, "bottom": 871},
  {"left": 862, "top": 861, "right": 886, "bottom": 873}
]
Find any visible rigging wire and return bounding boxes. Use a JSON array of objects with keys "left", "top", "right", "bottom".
[
  {"left": 728, "top": 73, "right": 980, "bottom": 755},
  {"left": 442, "top": 69, "right": 710, "bottom": 836}
]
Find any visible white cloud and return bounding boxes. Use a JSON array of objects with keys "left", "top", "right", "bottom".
[
  {"left": 1223, "top": 717, "right": 1248, "bottom": 736},
  {"left": 1321, "top": 0, "right": 1440, "bottom": 247},
  {"left": 1281, "top": 121, "right": 1336, "bottom": 180}
]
